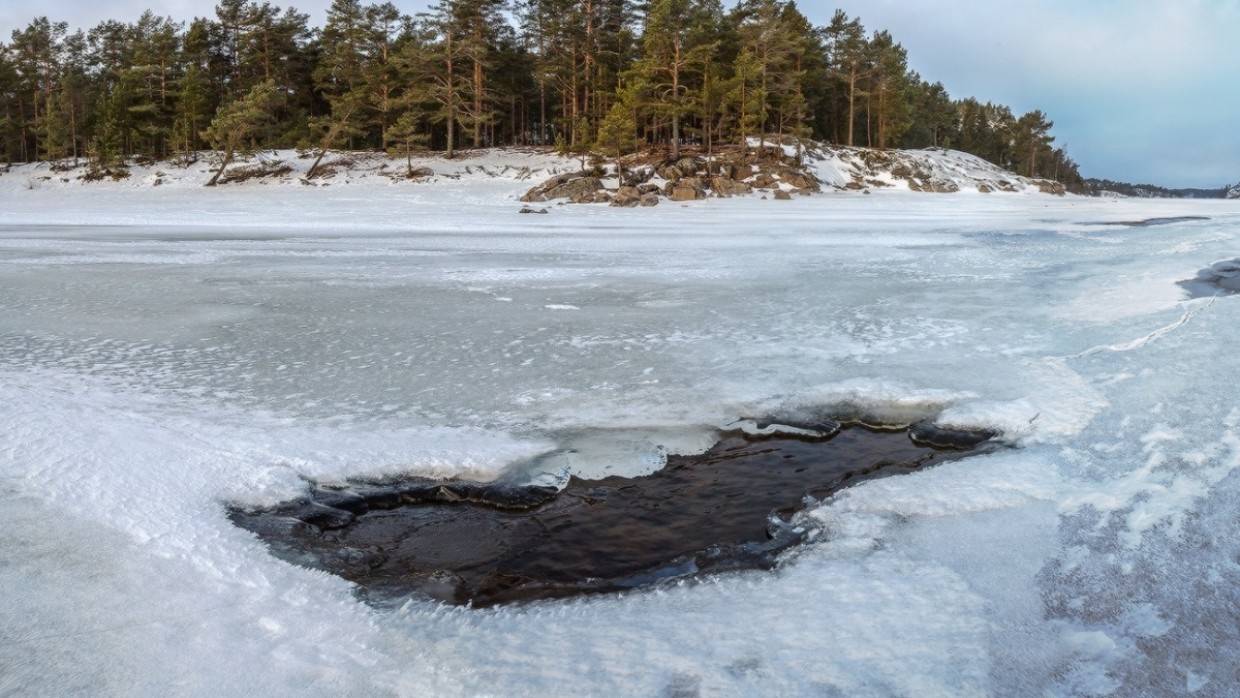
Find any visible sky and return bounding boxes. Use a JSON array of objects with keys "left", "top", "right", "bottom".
[{"left": 3, "top": 0, "right": 1238, "bottom": 187}]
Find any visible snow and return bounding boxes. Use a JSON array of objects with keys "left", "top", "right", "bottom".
[{"left": 3, "top": 150, "right": 1240, "bottom": 696}]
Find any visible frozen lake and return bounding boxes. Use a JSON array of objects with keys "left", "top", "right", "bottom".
[{"left": 3, "top": 188, "right": 1239, "bottom": 696}]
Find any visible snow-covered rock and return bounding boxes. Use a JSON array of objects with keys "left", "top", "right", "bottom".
[
  {"left": 1226, "top": 182, "right": 1240, "bottom": 199},
  {"left": 809, "top": 145, "right": 1061, "bottom": 195}
]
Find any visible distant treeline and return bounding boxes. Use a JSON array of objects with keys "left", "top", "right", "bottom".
[
  {"left": 1078, "top": 179, "right": 1232, "bottom": 199},
  {"left": 1, "top": 0, "right": 1082, "bottom": 184}
]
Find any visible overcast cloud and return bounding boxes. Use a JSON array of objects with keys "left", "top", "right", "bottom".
[{"left": 4, "top": 0, "right": 1237, "bottom": 187}]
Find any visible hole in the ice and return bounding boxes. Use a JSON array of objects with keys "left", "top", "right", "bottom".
[
  {"left": 1179, "top": 258, "right": 1240, "bottom": 298},
  {"left": 1087, "top": 216, "right": 1211, "bottom": 228},
  {"left": 229, "top": 418, "right": 998, "bottom": 608}
]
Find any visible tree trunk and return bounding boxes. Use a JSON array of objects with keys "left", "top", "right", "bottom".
[
  {"left": 207, "top": 142, "right": 235, "bottom": 186},
  {"left": 847, "top": 67, "right": 856, "bottom": 147},
  {"left": 473, "top": 30, "right": 484, "bottom": 149},
  {"left": 446, "top": 34, "right": 456, "bottom": 158},
  {"left": 671, "top": 42, "right": 681, "bottom": 160},
  {"left": 306, "top": 107, "right": 354, "bottom": 180}
]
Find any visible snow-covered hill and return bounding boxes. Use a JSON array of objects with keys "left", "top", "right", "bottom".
[{"left": 808, "top": 145, "right": 1065, "bottom": 194}]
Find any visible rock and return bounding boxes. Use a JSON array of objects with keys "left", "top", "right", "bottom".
[
  {"left": 679, "top": 176, "right": 703, "bottom": 190},
  {"left": 777, "top": 169, "right": 820, "bottom": 192},
  {"left": 977, "top": 184, "right": 994, "bottom": 194},
  {"left": 519, "top": 207, "right": 549, "bottom": 214},
  {"left": 610, "top": 186, "right": 641, "bottom": 207},
  {"left": 410, "top": 166, "right": 434, "bottom": 178},
  {"left": 637, "top": 183, "right": 661, "bottom": 195},
  {"left": 674, "top": 156, "right": 703, "bottom": 174},
  {"left": 753, "top": 173, "right": 777, "bottom": 189},
  {"left": 640, "top": 193, "right": 660, "bottom": 207},
  {"left": 622, "top": 167, "right": 653, "bottom": 186},
  {"left": 656, "top": 164, "right": 683, "bottom": 181},
  {"left": 549, "top": 176, "right": 604, "bottom": 201},
  {"left": 522, "top": 174, "right": 604, "bottom": 203},
  {"left": 733, "top": 164, "right": 754, "bottom": 181},
  {"left": 710, "top": 176, "right": 752, "bottom": 197},
  {"left": 671, "top": 184, "right": 704, "bottom": 201},
  {"left": 773, "top": 190, "right": 792, "bottom": 200},
  {"left": 1033, "top": 179, "right": 1066, "bottom": 196}
]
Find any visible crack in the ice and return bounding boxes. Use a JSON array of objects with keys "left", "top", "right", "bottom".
[{"left": 1070, "top": 295, "right": 1219, "bottom": 359}]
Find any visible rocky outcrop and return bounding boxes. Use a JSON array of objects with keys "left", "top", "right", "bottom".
[
  {"left": 1032, "top": 179, "right": 1066, "bottom": 196},
  {"left": 518, "top": 145, "right": 826, "bottom": 207},
  {"left": 521, "top": 173, "right": 603, "bottom": 202}
]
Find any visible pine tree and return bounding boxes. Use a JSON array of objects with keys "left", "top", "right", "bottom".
[
  {"left": 728, "top": 47, "right": 764, "bottom": 148},
  {"left": 639, "top": 0, "right": 718, "bottom": 159},
  {"left": 1015, "top": 110, "right": 1054, "bottom": 177},
  {"left": 386, "top": 110, "right": 430, "bottom": 175},
  {"left": 824, "top": 10, "right": 868, "bottom": 147},
  {"left": 306, "top": 0, "right": 371, "bottom": 178},
  {"left": 595, "top": 79, "right": 637, "bottom": 177},
  {"left": 202, "top": 78, "right": 280, "bottom": 184},
  {"left": 39, "top": 85, "right": 70, "bottom": 162},
  {"left": 868, "top": 31, "right": 910, "bottom": 149}
]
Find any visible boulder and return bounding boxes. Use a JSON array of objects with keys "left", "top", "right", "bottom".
[
  {"left": 777, "top": 169, "right": 820, "bottom": 192},
  {"left": 753, "top": 173, "right": 777, "bottom": 189},
  {"left": 522, "top": 173, "right": 603, "bottom": 202},
  {"left": 637, "top": 183, "right": 661, "bottom": 195},
  {"left": 610, "top": 186, "right": 641, "bottom": 207},
  {"left": 674, "top": 156, "right": 703, "bottom": 174},
  {"left": 773, "top": 190, "right": 792, "bottom": 200},
  {"left": 548, "top": 176, "right": 604, "bottom": 201},
  {"left": 710, "top": 176, "right": 752, "bottom": 197},
  {"left": 640, "top": 193, "right": 660, "bottom": 207},
  {"left": 733, "top": 164, "right": 754, "bottom": 181},
  {"left": 925, "top": 180, "right": 960, "bottom": 193},
  {"left": 656, "top": 164, "right": 683, "bottom": 181},
  {"left": 1033, "top": 179, "right": 1066, "bottom": 196},
  {"left": 622, "top": 167, "right": 654, "bottom": 186},
  {"left": 671, "top": 184, "right": 705, "bottom": 201}
]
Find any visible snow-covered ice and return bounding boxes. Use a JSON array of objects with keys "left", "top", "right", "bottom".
[{"left": 3, "top": 154, "right": 1240, "bottom": 696}]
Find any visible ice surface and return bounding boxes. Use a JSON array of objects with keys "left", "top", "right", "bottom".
[{"left": 3, "top": 163, "right": 1240, "bottom": 696}]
